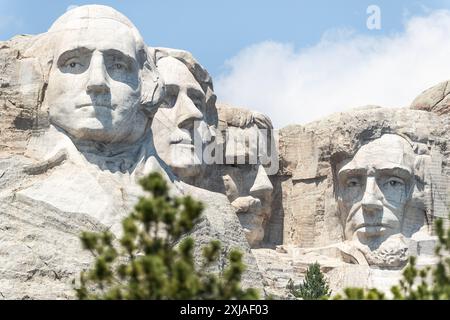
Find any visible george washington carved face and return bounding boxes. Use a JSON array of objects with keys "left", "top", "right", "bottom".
[{"left": 44, "top": 5, "right": 161, "bottom": 145}]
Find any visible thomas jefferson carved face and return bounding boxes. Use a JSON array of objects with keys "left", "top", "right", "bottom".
[
  {"left": 337, "top": 134, "right": 415, "bottom": 242},
  {"left": 152, "top": 56, "right": 213, "bottom": 178},
  {"left": 46, "top": 10, "right": 150, "bottom": 144}
]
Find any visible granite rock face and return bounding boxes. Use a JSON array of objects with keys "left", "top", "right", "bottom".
[
  {"left": 1, "top": 4, "right": 449, "bottom": 300},
  {"left": 0, "top": 35, "right": 45, "bottom": 155},
  {"left": 258, "top": 106, "right": 449, "bottom": 297},
  {"left": 411, "top": 80, "right": 450, "bottom": 115},
  {"left": 0, "top": 5, "right": 263, "bottom": 299},
  {"left": 274, "top": 107, "right": 449, "bottom": 247}
]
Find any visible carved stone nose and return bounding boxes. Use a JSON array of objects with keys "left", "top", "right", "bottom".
[
  {"left": 249, "top": 165, "right": 273, "bottom": 197},
  {"left": 175, "top": 94, "right": 203, "bottom": 129},
  {"left": 361, "top": 177, "right": 383, "bottom": 213},
  {"left": 87, "top": 81, "right": 110, "bottom": 95},
  {"left": 86, "top": 52, "right": 110, "bottom": 95}
]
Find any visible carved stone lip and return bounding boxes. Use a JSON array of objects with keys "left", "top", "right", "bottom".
[
  {"left": 76, "top": 103, "right": 113, "bottom": 109},
  {"left": 355, "top": 223, "right": 392, "bottom": 231},
  {"left": 170, "top": 138, "right": 193, "bottom": 146},
  {"left": 171, "top": 141, "right": 195, "bottom": 149}
]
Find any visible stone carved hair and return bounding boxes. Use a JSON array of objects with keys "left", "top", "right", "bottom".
[
  {"left": 153, "top": 47, "right": 218, "bottom": 128},
  {"left": 216, "top": 105, "right": 273, "bottom": 130}
]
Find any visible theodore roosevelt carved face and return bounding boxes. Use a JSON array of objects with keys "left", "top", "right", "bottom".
[{"left": 218, "top": 108, "right": 275, "bottom": 247}]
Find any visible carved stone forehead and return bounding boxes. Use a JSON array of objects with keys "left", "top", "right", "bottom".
[
  {"left": 48, "top": 5, "right": 142, "bottom": 59},
  {"left": 158, "top": 57, "right": 203, "bottom": 92},
  {"left": 49, "top": 5, "right": 137, "bottom": 33},
  {"left": 343, "top": 134, "right": 415, "bottom": 173}
]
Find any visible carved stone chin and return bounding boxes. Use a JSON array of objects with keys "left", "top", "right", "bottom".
[
  {"left": 360, "top": 236, "right": 409, "bottom": 269},
  {"left": 340, "top": 234, "right": 409, "bottom": 269}
]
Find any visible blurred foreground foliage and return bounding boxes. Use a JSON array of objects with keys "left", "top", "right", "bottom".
[{"left": 75, "top": 172, "right": 259, "bottom": 300}]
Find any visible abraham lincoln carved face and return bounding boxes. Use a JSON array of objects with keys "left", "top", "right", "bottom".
[{"left": 337, "top": 134, "right": 416, "bottom": 243}]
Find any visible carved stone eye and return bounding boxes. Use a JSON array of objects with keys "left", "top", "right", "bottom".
[
  {"left": 346, "top": 178, "right": 360, "bottom": 188},
  {"left": 389, "top": 180, "right": 402, "bottom": 187},
  {"left": 113, "top": 63, "right": 128, "bottom": 72},
  {"left": 384, "top": 177, "right": 405, "bottom": 189}
]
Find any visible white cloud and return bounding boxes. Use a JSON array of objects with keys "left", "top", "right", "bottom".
[{"left": 215, "top": 10, "right": 450, "bottom": 128}]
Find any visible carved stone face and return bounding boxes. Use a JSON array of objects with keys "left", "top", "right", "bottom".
[
  {"left": 220, "top": 123, "right": 274, "bottom": 247},
  {"left": 46, "top": 19, "right": 148, "bottom": 144},
  {"left": 337, "top": 134, "right": 415, "bottom": 242},
  {"left": 152, "top": 56, "right": 213, "bottom": 178},
  {"left": 222, "top": 164, "right": 273, "bottom": 247}
]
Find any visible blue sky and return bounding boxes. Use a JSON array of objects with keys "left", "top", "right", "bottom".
[
  {"left": 2, "top": 1, "right": 450, "bottom": 127},
  {"left": 0, "top": 0, "right": 447, "bottom": 76}
]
